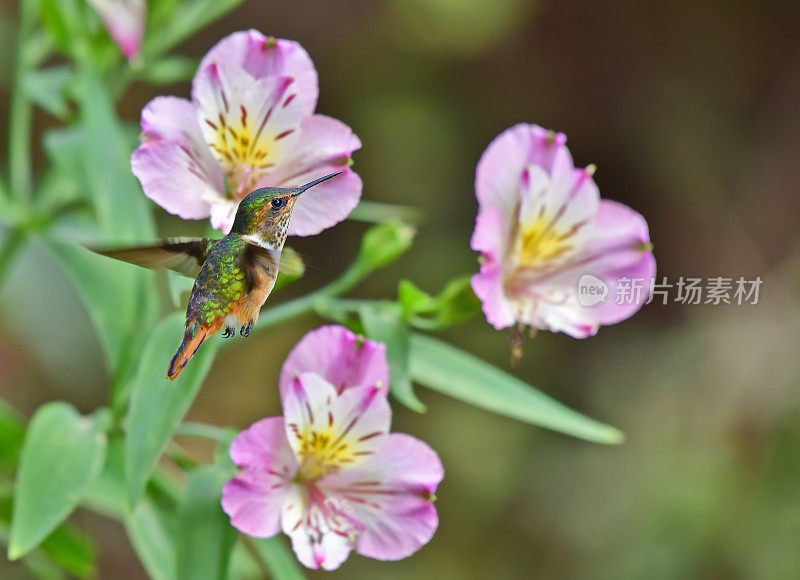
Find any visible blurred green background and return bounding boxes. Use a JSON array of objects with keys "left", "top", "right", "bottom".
[{"left": 2, "top": 0, "right": 800, "bottom": 577}]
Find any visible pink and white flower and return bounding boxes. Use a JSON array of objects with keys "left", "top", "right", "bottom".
[
  {"left": 131, "top": 30, "right": 362, "bottom": 235},
  {"left": 222, "top": 326, "right": 443, "bottom": 570},
  {"left": 471, "top": 124, "right": 656, "bottom": 337},
  {"left": 86, "top": 0, "right": 145, "bottom": 60}
]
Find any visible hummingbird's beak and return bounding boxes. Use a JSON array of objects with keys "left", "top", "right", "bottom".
[{"left": 291, "top": 171, "right": 342, "bottom": 197}]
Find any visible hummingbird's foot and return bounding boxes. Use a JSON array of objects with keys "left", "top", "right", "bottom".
[
  {"left": 222, "top": 326, "right": 236, "bottom": 338},
  {"left": 240, "top": 320, "right": 254, "bottom": 338}
]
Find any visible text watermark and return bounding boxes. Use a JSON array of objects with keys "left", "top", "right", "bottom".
[{"left": 578, "top": 276, "right": 763, "bottom": 307}]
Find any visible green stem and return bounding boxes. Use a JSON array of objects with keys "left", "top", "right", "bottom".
[
  {"left": 8, "top": 0, "right": 36, "bottom": 203},
  {"left": 165, "top": 442, "right": 198, "bottom": 472},
  {"left": 0, "top": 229, "right": 25, "bottom": 290},
  {"left": 348, "top": 200, "right": 422, "bottom": 225},
  {"left": 255, "top": 262, "right": 368, "bottom": 331},
  {"left": 174, "top": 422, "right": 230, "bottom": 442}
]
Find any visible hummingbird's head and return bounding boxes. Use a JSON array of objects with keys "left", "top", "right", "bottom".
[{"left": 229, "top": 172, "right": 342, "bottom": 248}]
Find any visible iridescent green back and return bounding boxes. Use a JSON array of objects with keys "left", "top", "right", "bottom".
[{"left": 187, "top": 236, "right": 249, "bottom": 325}]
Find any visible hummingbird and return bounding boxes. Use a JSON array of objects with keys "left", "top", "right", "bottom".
[{"left": 96, "top": 172, "right": 342, "bottom": 380}]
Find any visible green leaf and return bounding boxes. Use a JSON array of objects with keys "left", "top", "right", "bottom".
[
  {"left": 125, "top": 496, "right": 176, "bottom": 580},
  {"left": 38, "top": 522, "right": 96, "bottom": 579},
  {"left": 409, "top": 333, "right": 625, "bottom": 444},
  {"left": 144, "top": 0, "right": 246, "bottom": 56},
  {"left": 43, "top": 70, "right": 158, "bottom": 385},
  {"left": 311, "top": 296, "right": 362, "bottom": 328},
  {"left": 9, "top": 403, "right": 107, "bottom": 559},
  {"left": 212, "top": 428, "right": 238, "bottom": 475},
  {"left": 175, "top": 467, "right": 236, "bottom": 580},
  {"left": 248, "top": 537, "right": 306, "bottom": 580},
  {"left": 42, "top": 239, "right": 153, "bottom": 386},
  {"left": 22, "top": 66, "right": 72, "bottom": 119},
  {"left": 60, "top": 71, "right": 155, "bottom": 240},
  {"left": 125, "top": 312, "right": 219, "bottom": 507},
  {"left": 0, "top": 494, "right": 97, "bottom": 579},
  {"left": 140, "top": 56, "right": 198, "bottom": 85},
  {"left": 0, "top": 398, "right": 25, "bottom": 472},
  {"left": 84, "top": 437, "right": 126, "bottom": 519},
  {"left": 167, "top": 270, "right": 195, "bottom": 309},
  {"left": 398, "top": 276, "right": 480, "bottom": 330},
  {"left": 37, "top": 0, "right": 84, "bottom": 53},
  {"left": 359, "top": 301, "right": 426, "bottom": 412},
  {"left": 348, "top": 200, "right": 422, "bottom": 224}
]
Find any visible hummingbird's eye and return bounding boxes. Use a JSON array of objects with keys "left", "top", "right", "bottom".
[{"left": 270, "top": 197, "right": 287, "bottom": 210}]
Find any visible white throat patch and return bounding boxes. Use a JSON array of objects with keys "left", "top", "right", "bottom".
[{"left": 242, "top": 234, "right": 278, "bottom": 252}]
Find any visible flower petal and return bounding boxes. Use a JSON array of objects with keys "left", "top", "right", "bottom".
[
  {"left": 511, "top": 164, "right": 600, "bottom": 272},
  {"left": 475, "top": 123, "right": 569, "bottom": 210},
  {"left": 322, "top": 433, "right": 443, "bottom": 561},
  {"left": 257, "top": 115, "right": 362, "bottom": 236},
  {"left": 196, "top": 30, "right": 318, "bottom": 119},
  {"left": 287, "top": 168, "right": 361, "bottom": 236},
  {"left": 221, "top": 417, "right": 298, "bottom": 538},
  {"left": 131, "top": 96, "right": 227, "bottom": 220},
  {"left": 281, "top": 485, "right": 355, "bottom": 570},
  {"left": 87, "top": 0, "right": 145, "bottom": 60},
  {"left": 279, "top": 325, "right": 389, "bottom": 400},
  {"left": 209, "top": 199, "right": 238, "bottom": 232},
  {"left": 471, "top": 264, "right": 515, "bottom": 330},
  {"left": 511, "top": 200, "right": 655, "bottom": 337},
  {"left": 193, "top": 61, "right": 307, "bottom": 198},
  {"left": 575, "top": 199, "right": 656, "bottom": 325},
  {"left": 283, "top": 373, "right": 391, "bottom": 476},
  {"left": 470, "top": 203, "right": 510, "bottom": 262}
]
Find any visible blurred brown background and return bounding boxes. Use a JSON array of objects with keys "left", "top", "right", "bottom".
[{"left": 2, "top": 0, "right": 800, "bottom": 577}]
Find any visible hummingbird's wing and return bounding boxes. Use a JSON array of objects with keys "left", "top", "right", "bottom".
[
  {"left": 241, "top": 242, "right": 306, "bottom": 280},
  {"left": 93, "top": 237, "right": 219, "bottom": 278}
]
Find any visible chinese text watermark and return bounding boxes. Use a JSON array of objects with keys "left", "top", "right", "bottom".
[{"left": 578, "top": 276, "right": 763, "bottom": 307}]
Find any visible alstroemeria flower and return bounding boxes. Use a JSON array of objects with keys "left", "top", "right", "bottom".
[
  {"left": 471, "top": 124, "right": 656, "bottom": 337},
  {"left": 222, "top": 326, "right": 443, "bottom": 570},
  {"left": 131, "top": 30, "right": 362, "bottom": 235},
  {"left": 87, "top": 0, "right": 145, "bottom": 60}
]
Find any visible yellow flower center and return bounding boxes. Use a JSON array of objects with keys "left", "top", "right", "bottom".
[
  {"left": 514, "top": 214, "right": 575, "bottom": 269},
  {"left": 206, "top": 108, "right": 280, "bottom": 198},
  {"left": 295, "top": 428, "right": 357, "bottom": 481}
]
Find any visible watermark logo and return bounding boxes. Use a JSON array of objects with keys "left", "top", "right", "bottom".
[
  {"left": 577, "top": 274, "right": 608, "bottom": 306},
  {"left": 576, "top": 275, "right": 763, "bottom": 307}
]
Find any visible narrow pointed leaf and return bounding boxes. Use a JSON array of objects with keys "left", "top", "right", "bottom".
[
  {"left": 249, "top": 537, "right": 306, "bottom": 580},
  {"left": 84, "top": 437, "right": 126, "bottom": 519},
  {"left": 44, "top": 70, "right": 157, "bottom": 385},
  {"left": 125, "top": 312, "right": 219, "bottom": 507},
  {"left": 43, "top": 239, "right": 151, "bottom": 380},
  {"left": 359, "top": 301, "right": 426, "bottom": 412},
  {"left": 0, "top": 398, "right": 25, "bottom": 471},
  {"left": 175, "top": 467, "right": 236, "bottom": 580},
  {"left": 125, "top": 496, "right": 176, "bottom": 580},
  {"left": 37, "top": 523, "right": 97, "bottom": 579},
  {"left": 70, "top": 71, "right": 154, "bottom": 240},
  {"left": 0, "top": 494, "right": 96, "bottom": 578},
  {"left": 409, "top": 333, "right": 624, "bottom": 444},
  {"left": 142, "top": 56, "right": 198, "bottom": 85},
  {"left": 9, "top": 403, "right": 107, "bottom": 559},
  {"left": 23, "top": 66, "right": 72, "bottom": 119}
]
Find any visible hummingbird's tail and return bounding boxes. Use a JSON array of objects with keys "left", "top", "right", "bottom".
[{"left": 168, "top": 320, "right": 212, "bottom": 380}]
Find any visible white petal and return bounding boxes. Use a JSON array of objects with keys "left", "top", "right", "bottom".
[
  {"left": 281, "top": 485, "right": 355, "bottom": 570},
  {"left": 193, "top": 61, "right": 306, "bottom": 197},
  {"left": 283, "top": 373, "right": 391, "bottom": 478}
]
